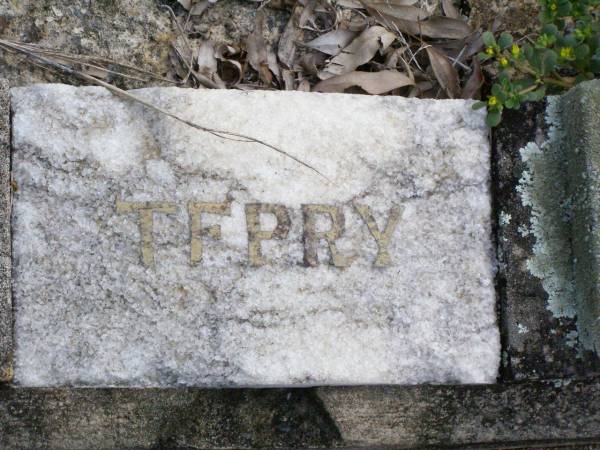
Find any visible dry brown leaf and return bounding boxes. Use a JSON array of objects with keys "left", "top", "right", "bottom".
[
  {"left": 362, "top": 3, "right": 431, "bottom": 21},
  {"left": 343, "top": 0, "right": 418, "bottom": 7},
  {"left": 247, "top": 13, "right": 272, "bottom": 85},
  {"left": 177, "top": 0, "right": 193, "bottom": 10},
  {"left": 282, "top": 69, "right": 295, "bottom": 90},
  {"left": 441, "top": 0, "right": 461, "bottom": 19},
  {"left": 297, "top": 79, "right": 311, "bottom": 91},
  {"left": 384, "top": 46, "right": 407, "bottom": 68},
  {"left": 417, "top": 16, "right": 472, "bottom": 39},
  {"left": 189, "top": 0, "right": 209, "bottom": 16},
  {"left": 197, "top": 41, "right": 218, "bottom": 75},
  {"left": 426, "top": 45, "right": 460, "bottom": 98},
  {"left": 334, "top": 0, "right": 364, "bottom": 8},
  {"left": 408, "top": 80, "right": 434, "bottom": 97},
  {"left": 278, "top": 3, "right": 314, "bottom": 69},
  {"left": 215, "top": 44, "right": 242, "bottom": 87},
  {"left": 267, "top": 48, "right": 281, "bottom": 83},
  {"left": 303, "top": 29, "right": 359, "bottom": 56},
  {"left": 318, "top": 26, "right": 396, "bottom": 80},
  {"left": 366, "top": 3, "right": 472, "bottom": 40},
  {"left": 298, "top": 52, "right": 327, "bottom": 75},
  {"left": 313, "top": 70, "right": 414, "bottom": 94},
  {"left": 461, "top": 59, "right": 483, "bottom": 99},
  {"left": 463, "top": 31, "right": 484, "bottom": 59}
]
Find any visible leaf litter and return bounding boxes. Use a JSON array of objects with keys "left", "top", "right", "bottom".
[
  {"left": 166, "top": 0, "right": 484, "bottom": 101},
  {"left": 0, "top": 0, "right": 488, "bottom": 180}
]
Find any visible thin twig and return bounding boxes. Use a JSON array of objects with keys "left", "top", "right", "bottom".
[{"left": 0, "top": 39, "right": 328, "bottom": 181}]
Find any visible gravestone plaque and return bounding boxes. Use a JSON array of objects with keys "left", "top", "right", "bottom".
[{"left": 10, "top": 84, "right": 499, "bottom": 386}]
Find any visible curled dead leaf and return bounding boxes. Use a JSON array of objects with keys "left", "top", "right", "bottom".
[
  {"left": 318, "top": 26, "right": 396, "bottom": 80},
  {"left": 215, "top": 44, "right": 243, "bottom": 87},
  {"left": 426, "top": 45, "right": 460, "bottom": 98},
  {"left": 197, "top": 41, "right": 226, "bottom": 89},
  {"left": 313, "top": 69, "right": 414, "bottom": 94}
]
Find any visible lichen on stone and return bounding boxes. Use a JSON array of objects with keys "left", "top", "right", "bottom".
[{"left": 516, "top": 96, "right": 577, "bottom": 319}]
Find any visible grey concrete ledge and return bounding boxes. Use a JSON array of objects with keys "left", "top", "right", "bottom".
[
  {"left": 562, "top": 80, "right": 600, "bottom": 353},
  {"left": 1, "top": 378, "right": 600, "bottom": 449},
  {"left": 0, "top": 78, "right": 11, "bottom": 383}
]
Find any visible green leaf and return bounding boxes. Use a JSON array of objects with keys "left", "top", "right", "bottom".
[
  {"left": 478, "top": 52, "right": 493, "bottom": 61},
  {"left": 498, "top": 32, "right": 513, "bottom": 49},
  {"left": 498, "top": 71, "right": 511, "bottom": 84},
  {"left": 482, "top": 31, "right": 496, "bottom": 47},
  {"left": 539, "top": 9, "right": 554, "bottom": 23},
  {"left": 472, "top": 101, "right": 487, "bottom": 110},
  {"left": 505, "top": 97, "right": 519, "bottom": 109},
  {"left": 556, "top": 0, "right": 572, "bottom": 16},
  {"left": 590, "top": 56, "right": 600, "bottom": 73},
  {"left": 541, "top": 23, "right": 559, "bottom": 36},
  {"left": 525, "top": 87, "right": 546, "bottom": 101},
  {"left": 542, "top": 49, "right": 558, "bottom": 75},
  {"left": 574, "top": 44, "right": 590, "bottom": 60},
  {"left": 560, "top": 34, "right": 578, "bottom": 47},
  {"left": 514, "top": 76, "right": 536, "bottom": 90},
  {"left": 486, "top": 110, "right": 502, "bottom": 127},
  {"left": 491, "top": 83, "right": 505, "bottom": 99}
]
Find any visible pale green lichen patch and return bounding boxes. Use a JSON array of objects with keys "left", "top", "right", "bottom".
[
  {"left": 516, "top": 96, "right": 577, "bottom": 319},
  {"left": 517, "top": 83, "right": 600, "bottom": 355},
  {"left": 499, "top": 211, "right": 512, "bottom": 226}
]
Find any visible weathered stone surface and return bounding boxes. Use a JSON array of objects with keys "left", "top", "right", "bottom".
[
  {"left": 496, "top": 98, "right": 600, "bottom": 380},
  {"left": 2, "top": 379, "right": 600, "bottom": 448},
  {"left": 0, "top": 387, "right": 342, "bottom": 449},
  {"left": 0, "top": 0, "right": 288, "bottom": 89},
  {"left": 561, "top": 81, "right": 600, "bottom": 354},
  {"left": 11, "top": 84, "right": 498, "bottom": 386},
  {"left": 496, "top": 102, "right": 583, "bottom": 380},
  {"left": 317, "top": 377, "right": 600, "bottom": 448},
  {"left": 0, "top": 79, "right": 11, "bottom": 383}
]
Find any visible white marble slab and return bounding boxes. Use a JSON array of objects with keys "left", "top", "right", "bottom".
[{"left": 10, "top": 84, "right": 499, "bottom": 386}]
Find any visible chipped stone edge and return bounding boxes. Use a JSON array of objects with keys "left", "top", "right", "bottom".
[{"left": 0, "top": 78, "right": 12, "bottom": 383}]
